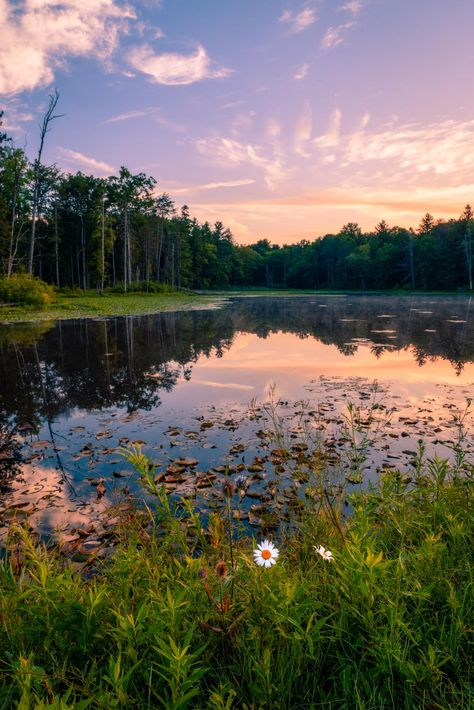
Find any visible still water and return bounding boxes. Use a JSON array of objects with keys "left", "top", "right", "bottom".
[{"left": 1, "top": 295, "right": 473, "bottom": 539}]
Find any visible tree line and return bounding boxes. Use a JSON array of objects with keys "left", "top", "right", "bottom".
[{"left": 1, "top": 97, "right": 473, "bottom": 292}]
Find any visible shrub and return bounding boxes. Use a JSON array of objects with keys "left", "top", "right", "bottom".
[
  {"left": 55, "top": 286, "right": 84, "bottom": 297},
  {"left": 105, "top": 281, "right": 174, "bottom": 295},
  {"left": 0, "top": 274, "right": 54, "bottom": 307}
]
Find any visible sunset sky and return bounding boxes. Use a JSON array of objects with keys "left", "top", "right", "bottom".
[{"left": 1, "top": 0, "right": 474, "bottom": 243}]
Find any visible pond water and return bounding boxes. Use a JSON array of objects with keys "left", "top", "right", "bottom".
[{"left": 0, "top": 295, "right": 473, "bottom": 542}]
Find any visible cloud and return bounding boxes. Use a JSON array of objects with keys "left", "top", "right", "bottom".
[
  {"left": 127, "top": 44, "right": 231, "bottom": 85},
  {"left": 279, "top": 7, "right": 317, "bottom": 33},
  {"left": 293, "top": 62, "right": 309, "bottom": 80},
  {"left": 1, "top": 98, "right": 34, "bottom": 133},
  {"left": 342, "top": 118, "right": 474, "bottom": 185},
  {"left": 0, "top": 0, "right": 134, "bottom": 95},
  {"left": 321, "top": 22, "right": 355, "bottom": 49},
  {"left": 183, "top": 111, "right": 474, "bottom": 242},
  {"left": 172, "top": 179, "right": 256, "bottom": 194},
  {"left": 340, "top": 1, "right": 364, "bottom": 16},
  {"left": 195, "top": 136, "right": 284, "bottom": 189},
  {"left": 103, "top": 106, "right": 185, "bottom": 131},
  {"left": 221, "top": 100, "right": 245, "bottom": 110},
  {"left": 314, "top": 108, "right": 342, "bottom": 149},
  {"left": 191, "top": 107, "right": 474, "bottom": 244},
  {"left": 58, "top": 147, "right": 114, "bottom": 175},
  {"left": 294, "top": 103, "right": 312, "bottom": 157},
  {"left": 105, "top": 109, "right": 157, "bottom": 124}
]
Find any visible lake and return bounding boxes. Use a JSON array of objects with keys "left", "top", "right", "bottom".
[{"left": 1, "top": 294, "right": 473, "bottom": 541}]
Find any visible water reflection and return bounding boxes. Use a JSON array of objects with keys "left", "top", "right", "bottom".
[
  {"left": 0, "top": 295, "right": 473, "bottom": 431},
  {"left": 1, "top": 295, "right": 473, "bottom": 539}
]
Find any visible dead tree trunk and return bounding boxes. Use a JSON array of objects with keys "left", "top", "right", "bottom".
[{"left": 28, "top": 89, "right": 62, "bottom": 274}]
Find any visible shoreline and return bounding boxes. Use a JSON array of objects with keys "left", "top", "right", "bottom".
[
  {"left": 0, "top": 292, "right": 227, "bottom": 324},
  {"left": 0, "top": 289, "right": 472, "bottom": 325}
]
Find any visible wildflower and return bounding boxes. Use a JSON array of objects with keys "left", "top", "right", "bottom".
[
  {"left": 253, "top": 539, "right": 279, "bottom": 568},
  {"left": 315, "top": 545, "right": 333, "bottom": 562}
]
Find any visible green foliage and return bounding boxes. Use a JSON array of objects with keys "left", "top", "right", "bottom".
[
  {"left": 105, "top": 281, "right": 174, "bottom": 295},
  {"left": 1, "top": 105, "right": 473, "bottom": 292},
  {"left": 0, "top": 291, "right": 219, "bottom": 322},
  {"left": 0, "top": 450, "right": 472, "bottom": 708},
  {"left": 0, "top": 274, "right": 54, "bottom": 306}
]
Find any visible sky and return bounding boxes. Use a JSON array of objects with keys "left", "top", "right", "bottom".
[{"left": 1, "top": 0, "right": 474, "bottom": 244}]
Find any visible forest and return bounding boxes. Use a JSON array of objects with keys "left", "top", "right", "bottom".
[{"left": 1, "top": 100, "right": 473, "bottom": 293}]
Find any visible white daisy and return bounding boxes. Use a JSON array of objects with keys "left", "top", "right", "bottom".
[
  {"left": 253, "top": 539, "right": 279, "bottom": 568},
  {"left": 315, "top": 545, "right": 333, "bottom": 562}
]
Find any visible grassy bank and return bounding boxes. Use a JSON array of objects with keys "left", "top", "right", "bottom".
[
  {"left": 0, "top": 291, "right": 225, "bottom": 324},
  {"left": 1, "top": 449, "right": 472, "bottom": 708}
]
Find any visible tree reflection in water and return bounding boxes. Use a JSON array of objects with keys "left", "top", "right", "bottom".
[{"left": 0, "top": 295, "right": 473, "bottom": 433}]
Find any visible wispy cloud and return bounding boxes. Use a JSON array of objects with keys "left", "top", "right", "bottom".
[
  {"left": 195, "top": 136, "right": 284, "bottom": 189},
  {"left": 0, "top": 98, "right": 33, "bottom": 133},
  {"left": 103, "top": 107, "right": 185, "bottom": 132},
  {"left": 58, "top": 148, "right": 114, "bottom": 175},
  {"left": 314, "top": 108, "right": 342, "bottom": 149},
  {"left": 105, "top": 109, "right": 157, "bottom": 124},
  {"left": 340, "top": 1, "right": 364, "bottom": 16},
  {"left": 0, "top": 0, "right": 134, "bottom": 95},
  {"left": 192, "top": 109, "right": 474, "bottom": 243},
  {"left": 293, "top": 62, "right": 309, "bottom": 80},
  {"left": 294, "top": 103, "right": 312, "bottom": 157},
  {"left": 321, "top": 22, "right": 355, "bottom": 49},
  {"left": 221, "top": 100, "right": 245, "bottom": 110},
  {"left": 342, "top": 118, "right": 474, "bottom": 184},
  {"left": 127, "top": 44, "right": 231, "bottom": 85},
  {"left": 172, "top": 179, "right": 256, "bottom": 194},
  {"left": 279, "top": 7, "right": 317, "bottom": 33}
]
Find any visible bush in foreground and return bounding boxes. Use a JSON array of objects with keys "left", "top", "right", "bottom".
[
  {"left": 0, "top": 274, "right": 55, "bottom": 307},
  {"left": 0, "top": 455, "right": 472, "bottom": 708}
]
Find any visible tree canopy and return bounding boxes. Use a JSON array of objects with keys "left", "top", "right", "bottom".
[{"left": 0, "top": 107, "right": 473, "bottom": 292}]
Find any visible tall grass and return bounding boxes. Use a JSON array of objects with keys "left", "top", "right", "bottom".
[{"left": 0, "top": 432, "right": 472, "bottom": 707}]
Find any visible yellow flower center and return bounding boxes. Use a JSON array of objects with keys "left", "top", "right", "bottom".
[{"left": 262, "top": 549, "right": 271, "bottom": 560}]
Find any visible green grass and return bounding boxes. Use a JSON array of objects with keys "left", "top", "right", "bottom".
[
  {"left": 0, "top": 291, "right": 225, "bottom": 323},
  {"left": 1, "top": 447, "right": 472, "bottom": 708}
]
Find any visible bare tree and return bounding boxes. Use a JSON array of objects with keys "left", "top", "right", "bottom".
[
  {"left": 101, "top": 193, "right": 106, "bottom": 293},
  {"left": 28, "top": 89, "right": 62, "bottom": 274},
  {"left": 460, "top": 205, "right": 473, "bottom": 291}
]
